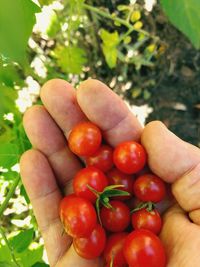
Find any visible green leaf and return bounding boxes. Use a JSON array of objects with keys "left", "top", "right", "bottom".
[
  {"left": 0, "top": 0, "right": 40, "bottom": 63},
  {"left": 0, "top": 262, "right": 16, "bottom": 267},
  {"left": 10, "top": 229, "right": 34, "bottom": 253},
  {"left": 0, "top": 85, "right": 18, "bottom": 117},
  {"left": 0, "top": 170, "right": 18, "bottom": 181},
  {"left": 17, "top": 246, "right": 44, "bottom": 267},
  {"left": 32, "top": 262, "right": 49, "bottom": 267},
  {"left": 46, "top": 11, "right": 61, "bottom": 38},
  {"left": 100, "top": 30, "right": 119, "bottom": 68},
  {"left": 0, "top": 245, "right": 12, "bottom": 263},
  {"left": 38, "top": 0, "right": 54, "bottom": 6},
  {"left": 161, "top": 0, "right": 200, "bottom": 49},
  {"left": 100, "top": 29, "right": 119, "bottom": 47},
  {"left": 0, "top": 64, "right": 20, "bottom": 87},
  {"left": 53, "top": 46, "right": 87, "bottom": 74},
  {"left": 0, "top": 123, "right": 15, "bottom": 143},
  {"left": 0, "top": 143, "right": 20, "bottom": 168},
  {"left": 65, "top": 0, "right": 85, "bottom": 10},
  {"left": 102, "top": 46, "right": 118, "bottom": 69}
]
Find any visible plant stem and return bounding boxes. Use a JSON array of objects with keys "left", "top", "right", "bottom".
[
  {"left": 118, "top": 27, "right": 135, "bottom": 43},
  {"left": 0, "top": 175, "right": 20, "bottom": 218},
  {"left": 83, "top": 4, "right": 159, "bottom": 41},
  {"left": 0, "top": 226, "right": 20, "bottom": 267},
  {"left": 83, "top": 3, "right": 131, "bottom": 28}
]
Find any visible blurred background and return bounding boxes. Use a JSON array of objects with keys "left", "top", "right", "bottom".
[{"left": 0, "top": 0, "right": 200, "bottom": 266}]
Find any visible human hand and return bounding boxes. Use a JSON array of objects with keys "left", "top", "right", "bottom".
[{"left": 20, "top": 79, "right": 200, "bottom": 267}]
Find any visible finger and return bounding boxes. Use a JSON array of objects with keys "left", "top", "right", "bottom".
[
  {"left": 160, "top": 204, "right": 200, "bottom": 267},
  {"left": 41, "top": 79, "right": 142, "bottom": 146},
  {"left": 40, "top": 79, "right": 86, "bottom": 138},
  {"left": 57, "top": 245, "right": 103, "bottom": 267},
  {"left": 77, "top": 79, "right": 142, "bottom": 146},
  {"left": 161, "top": 204, "right": 191, "bottom": 244},
  {"left": 141, "top": 121, "right": 200, "bottom": 224},
  {"left": 23, "top": 105, "right": 82, "bottom": 189},
  {"left": 141, "top": 121, "right": 200, "bottom": 182},
  {"left": 20, "top": 149, "right": 71, "bottom": 267}
]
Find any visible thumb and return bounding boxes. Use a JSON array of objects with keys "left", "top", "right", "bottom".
[
  {"left": 141, "top": 121, "right": 200, "bottom": 225},
  {"left": 159, "top": 204, "right": 200, "bottom": 267}
]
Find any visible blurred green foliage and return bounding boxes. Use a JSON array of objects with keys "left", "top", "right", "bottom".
[
  {"left": 161, "top": 0, "right": 200, "bottom": 49},
  {"left": 0, "top": 0, "right": 200, "bottom": 266},
  {"left": 0, "top": 0, "right": 40, "bottom": 63}
]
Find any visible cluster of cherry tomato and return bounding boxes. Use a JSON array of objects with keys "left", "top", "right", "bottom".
[{"left": 59, "top": 121, "right": 167, "bottom": 267}]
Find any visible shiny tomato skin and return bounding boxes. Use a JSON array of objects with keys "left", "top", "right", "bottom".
[
  {"left": 73, "top": 224, "right": 106, "bottom": 259},
  {"left": 107, "top": 168, "right": 134, "bottom": 200},
  {"left": 131, "top": 208, "right": 162, "bottom": 235},
  {"left": 103, "top": 232, "right": 128, "bottom": 267},
  {"left": 100, "top": 201, "right": 130, "bottom": 232},
  {"left": 73, "top": 166, "right": 108, "bottom": 203},
  {"left": 86, "top": 145, "right": 114, "bottom": 172},
  {"left": 123, "top": 229, "right": 166, "bottom": 267},
  {"left": 68, "top": 122, "right": 102, "bottom": 156},
  {"left": 59, "top": 195, "right": 97, "bottom": 238},
  {"left": 113, "top": 141, "right": 147, "bottom": 174},
  {"left": 133, "top": 174, "right": 166, "bottom": 203}
]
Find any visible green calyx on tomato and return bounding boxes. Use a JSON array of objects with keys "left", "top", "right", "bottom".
[
  {"left": 131, "top": 201, "right": 155, "bottom": 213},
  {"left": 87, "top": 184, "right": 130, "bottom": 225}
]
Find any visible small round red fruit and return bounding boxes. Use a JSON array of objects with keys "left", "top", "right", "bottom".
[
  {"left": 113, "top": 141, "right": 147, "bottom": 174},
  {"left": 131, "top": 208, "right": 162, "bottom": 235},
  {"left": 73, "top": 224, "right": 106, "bottom": 259},
  {"left": 107, "top": 168, "right": 134, "bottom": 200},
  {"left": 60, "top": 195, "right": 97, "bottom": 238},
  {"left": 123, "top": 229, "right": 166, "bottom": 267},
  {"left": 100, "top": 200, "right": 130, "bottom": 232},
  {"left": 133, "top": 174, "right": 166, "bottom": 202},
  {"left": 68, "top": 121, "right": 102, "bottom": 156},
  {"left": 86, "top": 145, "right": 113, "bottom": 172},
  {"left": 103, "top": 232, "right": 128, "bottom": 267},
  {"left": 73, "top": 167, "right": 108, "bottom": 203}
]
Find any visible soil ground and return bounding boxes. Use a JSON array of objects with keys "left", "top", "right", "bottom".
[{"left": 130, "top": 18, "right": 200, "bottom": 147}]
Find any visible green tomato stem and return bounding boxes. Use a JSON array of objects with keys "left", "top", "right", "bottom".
[
  {"left": 83, "top": 3, "right": 159, "bottom": 41},
  {"left": 131, "top": 201, "right": 155, "bottom": 213},
  {"left": 86, "top": 184, "right": 100, "bottom": 197},
  {"left": 0, "top": 226, "right": 20, "bottom": 267},
  {"left": 95, "top": 198, "right": 102, "bottom": 226},
  {"left": 0, "top": 175, "right": 20, "bottom": 218}
]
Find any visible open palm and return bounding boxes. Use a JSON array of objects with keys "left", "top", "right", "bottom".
[{"left": 20, "top": 79, "right": 200, "bottom": 267}]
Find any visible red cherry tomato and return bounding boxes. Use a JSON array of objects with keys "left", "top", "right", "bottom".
[
  {"left": 60, "top": 195, "right": 97, "bottom": 238},
  {"left": 113, "top": 141, "right": 147, "bottom": 174},
  {"left": 68, "top": 122, "right": 102, "bottom": 156},
  {"left": 123, "top": 229, "right": 166, "bottom": 267},
  {"left": 107, "top": 168, "right": 134, "bottom": 200},
  {"left": 73, "top": 166, "right": 108, "bottom": 203},
  {"left": 73, "top": 224, "right": 106, "bottom": 259},
  {"left": 103, "top": 232, "right": 128, "bottom": 267},
  {"left": 86, "top": 145, "right": 113, "bottom": 172},
  {"left": 100, "top": 201, "right": 130, "bottom": 232},
  {"left": 133, "top": 174, "right": 166, "bottom": 202},
  {"left": 131, "top": 208, "right": 162, "bottom": 235}
]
